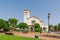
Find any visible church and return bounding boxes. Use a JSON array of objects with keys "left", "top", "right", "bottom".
[{"left": 23, "top": 9, "right": 48, "bottom": 32}]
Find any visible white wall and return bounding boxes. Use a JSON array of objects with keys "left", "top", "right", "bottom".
[{"left": 26, "top": 17, "right": 48, "bottom": 31}]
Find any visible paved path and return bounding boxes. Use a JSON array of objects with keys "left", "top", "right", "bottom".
[{"left": 12, "top": 32, "right": 60, "bottom": 40}]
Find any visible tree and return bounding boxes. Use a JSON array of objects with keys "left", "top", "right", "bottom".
[
  {"left": 58, "top": 23, "right": 60, "bottom": 31},
  {"left": 35, "top": 28, "right": 40, "bottom": 32},
  {"left": 3, "top": 21, "right": 10, "bottom": 31},
  {"left": 49, "top": 25, "right": 54, "bottom": 31},
  {"left": 0, "top": 19, "right": 10, "bottom": 31},
  {"left": 0, "top": 19, "right": 4, "bottom": 29},
  {"left": 54, "top": 25, "right": 58, "bottom": 31},
  {"left": 8, "top": 18, "right": 18, "bottom": 30},
  {"left": 18, "top": 23, "right": 28, "bottom": 29},
  {"left": 34, "top": 23, "right": 40, "bottom": 28},
  {"left": 34, "top": 23, "right": 42, "bottom": 33}
]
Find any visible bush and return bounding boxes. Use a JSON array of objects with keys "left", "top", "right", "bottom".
[
  {"left": 54, "top": 25, "right": 57, "bottom": 31},
  {"left": 35, "top": 28, "right": 40, "bottom": 32},
  {"left": 18, "top": 23, "right": 28, "bottom": 29},
  {"left": 58, "top": 23, "right": 60, "bottom": 31},
  {"left": 35, "top": 28, "right": 42, "bottom": 33},
  {"left": 4, "top": 26, "right": 10, "bottom": 31},
  {"left": 34, "top": 23, "right": 42, "bottom": 33},
  {"left": 40, "top": 27, "right": 42, "bottom": 33},
  {"left": 34, "top": 23, "right": 40, "bottom": 28}
]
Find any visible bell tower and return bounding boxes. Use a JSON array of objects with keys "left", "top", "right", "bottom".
[{"left": 23, "top": 9, "right": 30, "bottom": 23}]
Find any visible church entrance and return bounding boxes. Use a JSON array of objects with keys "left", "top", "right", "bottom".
[
  {"left": 30, "top": 27, "right": 34, "bottom": 31},
  {"left": 28, "top": 25, "right": 34, "bottom": 31}
]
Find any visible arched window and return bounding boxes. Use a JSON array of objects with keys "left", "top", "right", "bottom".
[{"left": 43, "top": 27, "right": 47, "bottom": 31}]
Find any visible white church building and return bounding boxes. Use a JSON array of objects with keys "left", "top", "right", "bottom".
[{"left": 23, "top": 9, "right": 48, "bottom": 32}]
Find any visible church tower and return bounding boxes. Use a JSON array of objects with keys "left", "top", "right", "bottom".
[{"left": 23, "top": 9, "right": 30, "bottom": 23}]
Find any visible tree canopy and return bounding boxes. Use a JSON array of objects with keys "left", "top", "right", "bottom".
[
  {"left": 18, "top": 23, "right": 28, "bottom": 29},
  {"left": 8, "top": 18, "right": 18, "bottom": 30},
  {"left": 0, "top": 19, "right": 4, "bottom": 29},
  {"left": 34, "top": 23, "right": 40, "bottom": 28},
  {"left": 0, "top": 19, "right": 10, "bottom": 31},
  {"left": 58, "top": 23, "right": 60, "bottom": 31}
]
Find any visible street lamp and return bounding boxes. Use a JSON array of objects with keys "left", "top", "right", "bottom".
[{"left": 48, "top": 13, "right": 50, "bottom": 33}]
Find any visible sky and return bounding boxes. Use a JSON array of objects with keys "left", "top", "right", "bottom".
[{"left": 0, "top": 0, "right": 60, "bottom": 25}]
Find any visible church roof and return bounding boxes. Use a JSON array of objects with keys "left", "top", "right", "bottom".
[{"left": 27, "top": 16, "right": 44, "bottom": 22}]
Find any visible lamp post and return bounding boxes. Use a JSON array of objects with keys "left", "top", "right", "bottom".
[{"left": 48, "top": 13, "right": 50, "bottom": 33}]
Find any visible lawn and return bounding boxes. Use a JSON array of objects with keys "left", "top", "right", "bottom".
[{"left": 0, "top": 34, "right": 40, "bottom": 40}]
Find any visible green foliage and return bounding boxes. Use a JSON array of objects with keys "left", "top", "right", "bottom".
[
  {"left": 54, "top": 25, "right": 57, "bottom": 31},
  {"left": 32, "top": 20, "right": 36, "bottom": 25},
  {"left": 3, "top": 21, "right": 10, "bottom": 31},
  {"left": 58, "top": 23, "right": 60, "bottom": 31},
  {"left": 40, "top": 27, "right": 42, "bottom": 33},
  {"left": 0, "top": 19, "right": 4, "bottom": 29},
  {"left": 49, "top": 25, "right": 53, "bottom": 30},
  {"left": 8, "top": 18, "right": 18, "bottom": 25},
  {"left": 34, "top": 23, "right": 42, "bottom": 33},
  {"left": 15, "top": 25, "right": 19, "bottom": 28},
  {"left": 8, "top": 18, "right": 18, "bottom": 30},
  {"left": 32, "top": 20, "right": 35, "bottom": 23},
  {"left": 49, "top": 23, "right": 60, "bottom": 31},
  {"left": 35, "top": 28, "right": 40, "bottom": 32},
  {"left": 18, "top": 23, "right": 28, "bottom": 29},
  {"left": 35, "top": 27, "right": 42, "bottom": 33},
  {"left": 49, "top": 25, "right": 54, "bottom": 31},
  {"left": 0, "top": 19, "right": 10, "bottom": 31},
  {"left": 34, "top": 23, "right": 40, "bottom": 28}
]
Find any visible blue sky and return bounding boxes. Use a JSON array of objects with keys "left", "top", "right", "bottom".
[{"left": 0, "top": 0, "right": 60, "bottom": 25}]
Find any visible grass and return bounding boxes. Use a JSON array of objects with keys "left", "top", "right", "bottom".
[{"left": 0, "top": 34, "right": 40, "bottom": 40}]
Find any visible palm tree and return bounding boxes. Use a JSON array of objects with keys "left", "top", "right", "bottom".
[{"left": 8, "top": 18, "right": 18, "bottom": 31}]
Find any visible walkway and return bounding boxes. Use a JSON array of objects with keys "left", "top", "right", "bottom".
[{"left": 12, "top": 31, "right": 60, "bottom": 40}]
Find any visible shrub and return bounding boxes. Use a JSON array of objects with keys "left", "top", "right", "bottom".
[
  {"left": 35, "top": 27, "right": 42, "bottom": 33},
  {"left": 34, "top": 23, "right": 42, "bottom": 33},
  {"left": 4, "top": 26, "right": 10, "bottom": 31},
  {"left": 34, "top": 23, "right": 40, "bottom": 28},
  {"left": 40, "top": 27, "right": 42, "bottom": 33},
  {"left": 35, "top": 28, "right": 40, "bottom": 32},
  {"left": 54, "top": 25, "right": 57, "bottom": 31},
  {"left": 18, "top": 23, "right": 28, "bottom": 29}
]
